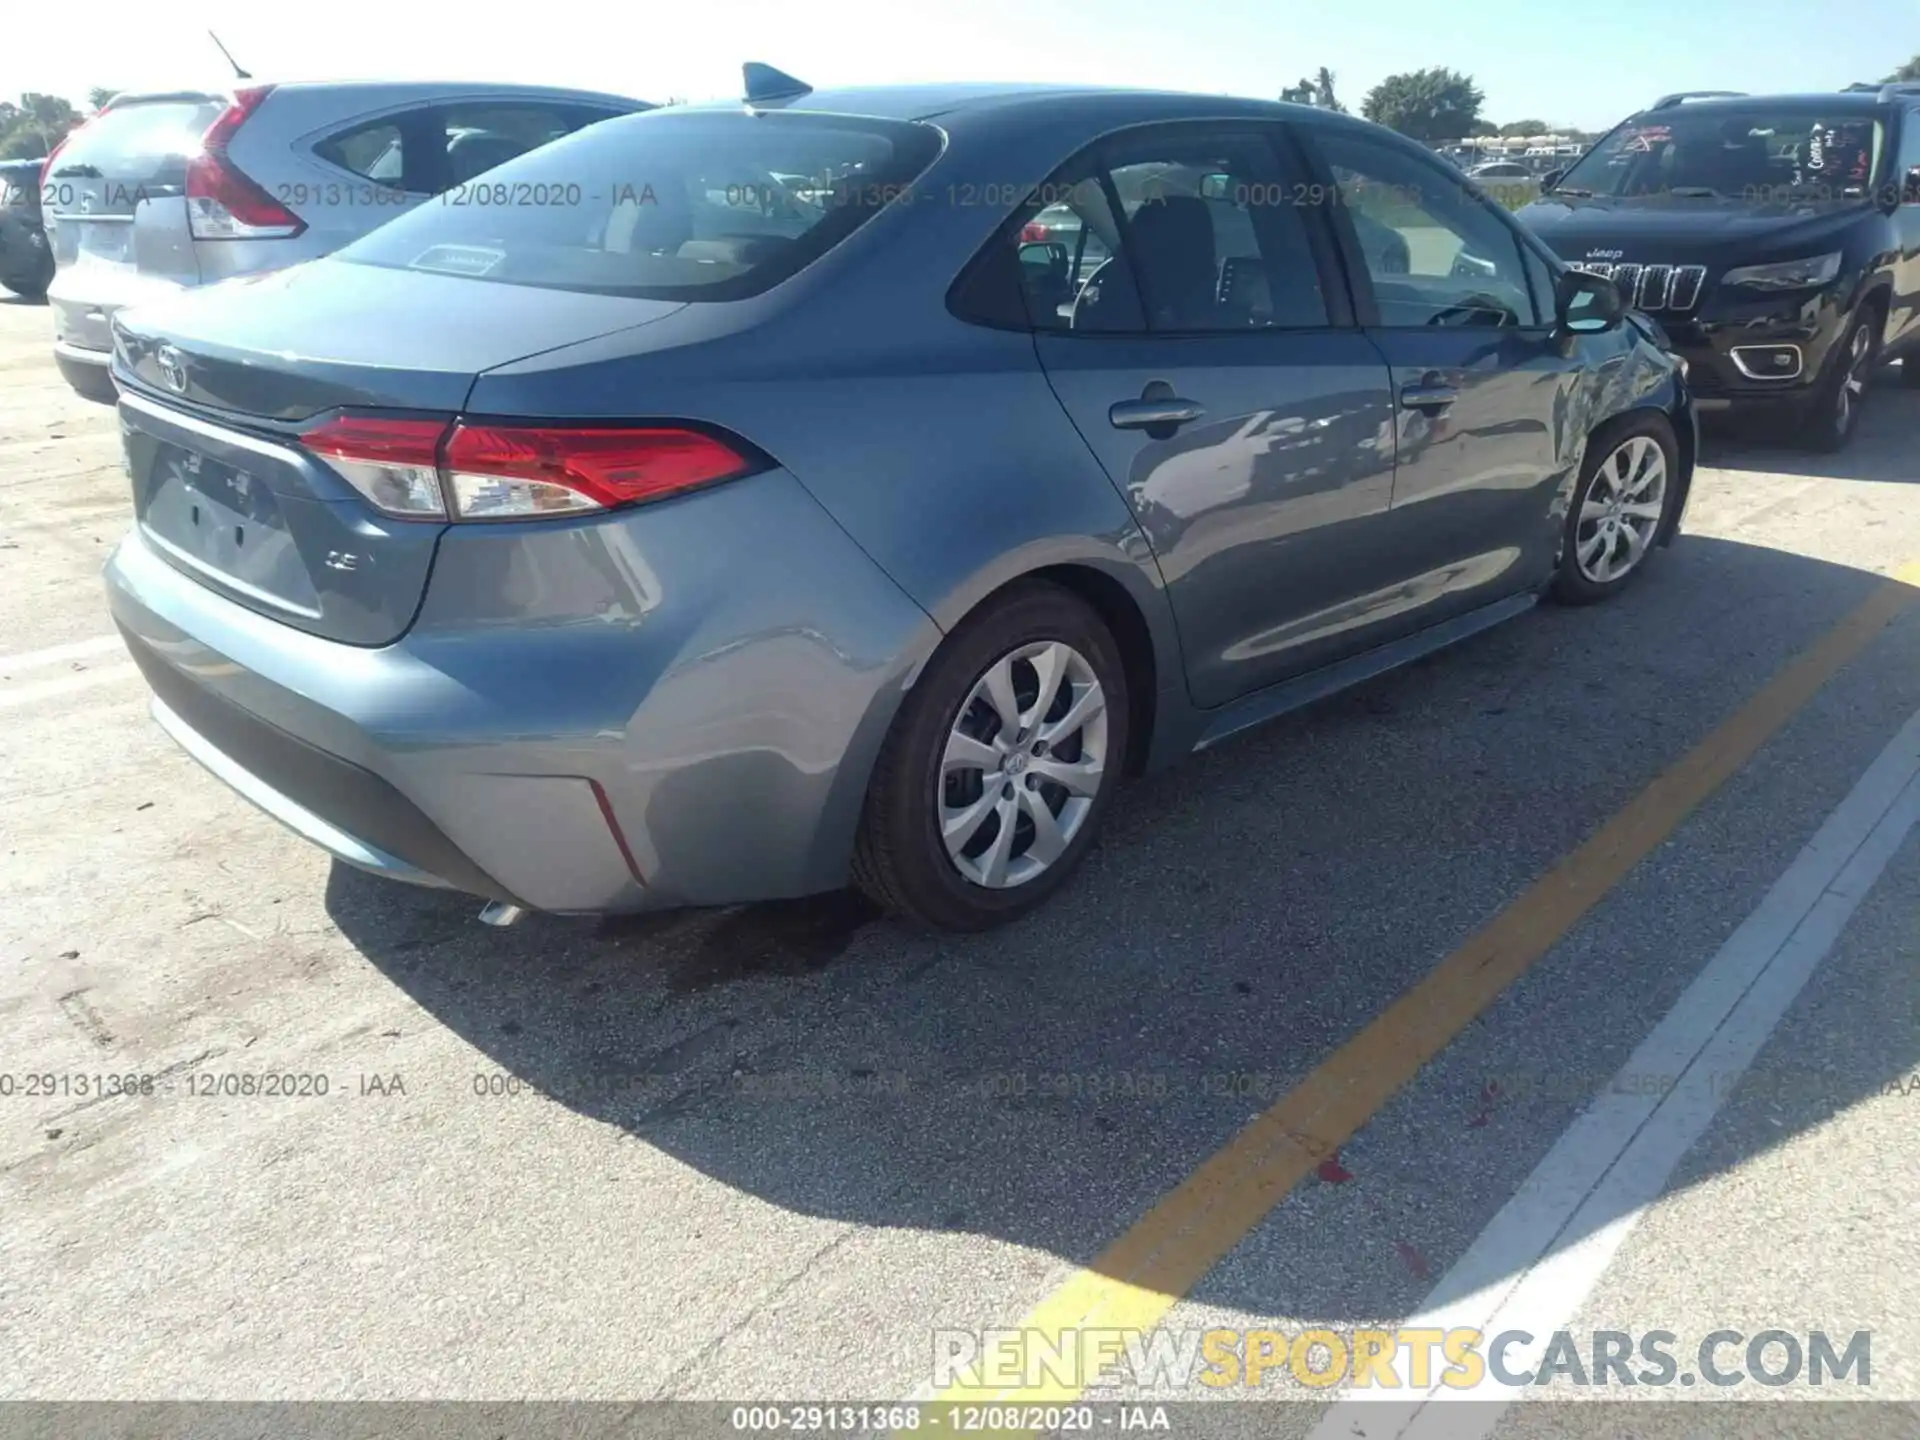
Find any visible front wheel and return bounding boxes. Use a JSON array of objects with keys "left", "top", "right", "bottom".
[
  {"left": 1551, "top": 413, "right": 1679, "bottom": 605},
  {"left": 852, "top": 583, "right": 1127, "bottom": 931},
  {"left": 1800, "top": 314, "right": 1876, "bottom": 452}
]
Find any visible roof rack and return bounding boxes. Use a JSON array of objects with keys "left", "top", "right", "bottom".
[
  {"left": 1648, "top": 90, "right": 1747, "bottom": 110},
  {"left": 743, "top": 62, "right": 812, "bottom": 109}
]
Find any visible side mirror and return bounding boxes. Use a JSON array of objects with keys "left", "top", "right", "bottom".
[
  {"left": 1540, "top": 168, "right": 1565, "bottom": 192},
  {"left": 1555, "top": 269, "right": 1624, "bottom": 336},
  {"left": 1018, "top": 241, "right": 1069, "bottom": 271},
  {"left": 1904, "top": 165, "right": 1920, "bottom": 206}
]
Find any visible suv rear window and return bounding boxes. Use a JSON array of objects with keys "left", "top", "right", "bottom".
[
  {"left": 42, "top": 98, "right": 224, "bottom": 215},
  {"left": 1555, "top": 107, "right": 1887, "bottom": 203},
  {"left": 337, "top": 109, "right": 943, "bottom": 301}
]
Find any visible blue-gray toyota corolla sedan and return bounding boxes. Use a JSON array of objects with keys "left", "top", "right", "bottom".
[{"left": 103, "top": 69, "right": 1696, "bottom": 931}]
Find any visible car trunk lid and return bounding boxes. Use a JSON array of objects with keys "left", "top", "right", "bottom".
[{"left": 112, "top": 260, "right": 686, "bottom": 645}]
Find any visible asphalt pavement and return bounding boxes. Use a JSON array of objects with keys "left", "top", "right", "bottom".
[{"left": 0, "top": 291, "right": 1915, "bottom": 1438}]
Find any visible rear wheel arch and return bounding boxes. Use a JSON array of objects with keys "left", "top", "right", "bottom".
[
  {"left": 912, "top": 564, "right": 1163, "bottom": 778},
  {"left": 1023, "top": 565, "right": 1159, "bottom": 776}
]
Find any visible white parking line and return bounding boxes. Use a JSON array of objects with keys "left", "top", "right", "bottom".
[
  {"left": 0, "top": 634, "right": 126, "bottom": 675},
  {"left": 1311, "top": 703, "right": 1920, "bottom": 1438},
  {"left": 0, "top": 659, "right": 138, "bottom": 709}
]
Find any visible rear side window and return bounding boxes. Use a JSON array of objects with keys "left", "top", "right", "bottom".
[
  {"left": 338, "top": 110, "right": 942, "bottom": 300},
  {"left": 315, "top": 120, "right": 407, "bottom": 185},
  {"left": 950, "top": 123, "right": 1332, "bottom": 334},
  {"left": 41, "top": 99, "right": 224, "bottom": 215}
]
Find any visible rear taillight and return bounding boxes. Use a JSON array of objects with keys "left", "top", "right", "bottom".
[
  {"left": 1019, "top": 221, "right": 1050, "bottom": 244},
  {"left": 443, "top": 425, "right": 755, "bottom": 519},
  {"left": 299, "top": 414, "right": 758, "bottom": 522},
  {"left": 186, "top": 86, "right": 303, "bottom": 240},
  {"left": 301, "top": 415, "right": 449, "bottom": 518}
]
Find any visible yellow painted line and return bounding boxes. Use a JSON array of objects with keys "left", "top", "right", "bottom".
[{"left": 944, "top": 558, "right": 1920, "bottom": 1411}]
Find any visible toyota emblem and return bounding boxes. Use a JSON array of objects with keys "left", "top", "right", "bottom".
[{"left": 156, "top": 344, "right": 187, "bottom": 394}]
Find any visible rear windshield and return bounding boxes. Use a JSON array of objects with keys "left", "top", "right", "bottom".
[
  {"left": 1554, "top": 108, "right": 1886, "bottom": 203},
  {"left": 41, "top": 98, "right": 224, "bottom": 215},
  {"left": 337, "top": 109, "right": 944, "bottom": 301}
]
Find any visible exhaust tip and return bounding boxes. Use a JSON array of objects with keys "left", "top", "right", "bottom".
[{"left": 477, "top": 901, "right": 526, "bottom": 928}]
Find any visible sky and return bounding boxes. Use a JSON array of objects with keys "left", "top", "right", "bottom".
[{"left": 1, "top": 0, "right": 1914, "bottom": 133}]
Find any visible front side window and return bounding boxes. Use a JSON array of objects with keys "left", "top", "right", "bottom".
[
  {"left": 1898, "top": 111, "right": 1920, "bottom": 183},
  {"left": 1311, "top": 130, "right": 1538, "bottom": 329},
  {"left": 435, "top": 103, "right": 615, "bottom": 188},
  {"left": 1553, "top": 108, "right": 1885, "bottom": 203}
]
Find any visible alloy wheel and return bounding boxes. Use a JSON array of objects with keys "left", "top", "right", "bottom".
[
  {"left": 1575, "top": 435, "right": 1666, "bottom": 586},
  {"left": 938, "top": 640, "right": 1108, "bottom": 889},
  {"left": 1835, "top": 322, "right": 1873, "bottom": 435}
]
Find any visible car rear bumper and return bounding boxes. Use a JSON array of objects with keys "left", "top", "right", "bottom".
[
  {"left": 103, "top": 468, "right": 940, "bottom": 916},
  {"left": 54, "top": 341, "right": 118, "bottom": 403}
]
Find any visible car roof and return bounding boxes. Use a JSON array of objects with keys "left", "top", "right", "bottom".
[
  {"left": 105, "top": 80, "right": 646, "bottom": 109},
  {"left": 682, "top": 82, "right": 1320, "bottom": 124},
  {"left": 1631, "top": 91, "right": 1895, "bottom": 119}
]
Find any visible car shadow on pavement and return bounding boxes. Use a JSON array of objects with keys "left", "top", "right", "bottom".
[
  {"left": 1697, "top": 366, "right": 1920, "bottom": 482},
  {"left": 327, "top": 531, "right": 1919, "bottom": 1325}
]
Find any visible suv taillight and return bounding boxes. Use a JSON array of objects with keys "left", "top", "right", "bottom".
[
  {"left": 186, "top": 85, "right": 303, "bottom": 240},
  {"left": 299, "top": 414, "right": 759, "bottom": 521}
]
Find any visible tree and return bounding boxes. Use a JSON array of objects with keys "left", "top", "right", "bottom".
[
  {"left": 0, "top": 129, "right": 48, "bottom": 160},
  {"left": 87, "top": 87, "right": 120, "bottom": 112},
  {"left": 1498, "top": 119, "right": 1550, "bottom": 137},
  {"left": 1888, "top": 54, "right": 1920, "bottom": 82},
  {"left": 1281, "top": 67, "right": 1345, "bottom": 112},
  {"left": 1361, "top": 67, "right": 1486, "bottom": 142},
  {"left": 1313, "top": 67, "right": 1346, "bottom": 114},
  {"left": 0, "top": 92, "right": 83, "bottom": 160}
]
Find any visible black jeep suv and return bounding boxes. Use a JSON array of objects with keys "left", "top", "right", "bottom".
[{"left": 1517, "top": 86, "right": 1920, "bottom": 450}]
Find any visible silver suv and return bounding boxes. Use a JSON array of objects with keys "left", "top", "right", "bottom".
[{"left": 42, "top": 81, "right": 647, "bottom": 401}]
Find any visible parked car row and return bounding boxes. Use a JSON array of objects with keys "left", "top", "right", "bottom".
[
  {"left": 38, "top": 80, "right": 646, "bottom": 399},
  {"left": 33, "top": 63, "right": 1920, "bottom": 930}
]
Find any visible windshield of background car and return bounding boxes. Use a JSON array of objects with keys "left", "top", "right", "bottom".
[
  {"left": 338, "top": 109, "right": 944, "bottom": 301},
  {"left": 1553, "top": 109, "right": 1886, "bottom": 203}
]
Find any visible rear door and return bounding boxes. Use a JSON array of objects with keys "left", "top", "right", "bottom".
[
  {"left": 42, "top": 95, "right": 225, "bottom": 347},
  {"left": 1018, "top": 122, "right": 1400, "bottom": 709},
  {"left": 1296, "top": 124, "right": 1581, "bottom": 624}
]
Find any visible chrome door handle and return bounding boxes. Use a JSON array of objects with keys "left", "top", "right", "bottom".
[
  {"left": 1110, "top": 397, "right": 1204, "bottom": 430},
  {"left": 1400, "top": 383, "right": 1458, "bottom": 414}
]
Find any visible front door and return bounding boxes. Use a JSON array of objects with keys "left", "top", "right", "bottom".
[{"left": 1299, "top": 126, "right": 1585, "bottom": 626}]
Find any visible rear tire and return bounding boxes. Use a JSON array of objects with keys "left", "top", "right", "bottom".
[
  {"left": 1550, "top": 411, "right": 1679, "bottom": 606},
  {"left": 852, "top": 582, "right": 1128, "bottom": 931}
]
